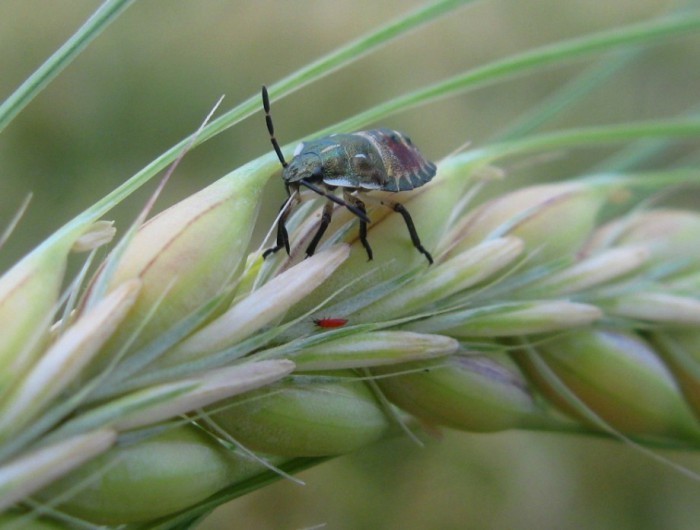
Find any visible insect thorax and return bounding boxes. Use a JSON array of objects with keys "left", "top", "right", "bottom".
[{"left": 283, "top": 134, "right": 386, "bottom": 190}]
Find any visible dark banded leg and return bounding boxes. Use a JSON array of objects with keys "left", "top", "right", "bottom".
[
  {"left": 357, "top": 193, "right": 433, "bottom": 264},
  {"left": 305, "top": 199, "right": 334, "bottom": 257},
  {"left": 357, "top": 202, "right": 373, "bottom": 261},
  {"left": 263, "top": 192, "right": 299, "bottom": 258},
  {"left": 344, "top": 191, "right": 372, "bottom": 260},
  {"left": 384, "top": 200, "right": 433, "bottom": 264},
  {"left": 299, "top": 179, "right": 370, "bottom": 223}
]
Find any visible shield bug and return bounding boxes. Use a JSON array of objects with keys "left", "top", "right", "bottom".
[{"left": 261, "top": 86, "right": 436, "bottom": 264}]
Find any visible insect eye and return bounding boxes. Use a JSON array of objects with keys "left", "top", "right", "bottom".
[{"left": 311, "top": 166, "right": 324, "bottom": 179}]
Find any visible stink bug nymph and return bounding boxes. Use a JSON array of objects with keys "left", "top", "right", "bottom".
[{"left": 261, "top": 86, "right": 436, "bottom": 264}]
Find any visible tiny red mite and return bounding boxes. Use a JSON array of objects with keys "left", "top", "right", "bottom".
[
  {"left": 313, "top": 317, "right": 349, "bottom": 329},
  {"left": 261, "top": 85, "right": 435, "bottom": 264}
]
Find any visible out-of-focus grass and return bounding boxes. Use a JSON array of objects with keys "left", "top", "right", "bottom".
[
  {"left": 205, "top": 431, "right": 700, "bottom": 530},
  {"left": 2, "top": 1, "right": 700, "bottom": 528}
]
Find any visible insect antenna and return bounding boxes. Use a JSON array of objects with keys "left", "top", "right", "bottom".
[{"left": 262, "top": 85, "right": 287, "bottom": 168}]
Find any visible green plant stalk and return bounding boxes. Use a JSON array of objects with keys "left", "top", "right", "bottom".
[
  {"left": 494, "top": 48, "right": 641, "bottom": 142},
  {"left": 0, "top": 0, "right": 135, "bottom": 133},
  {"left": 326, "top": 12, "right": 700, "bottom": 137},
  {"left": 460, "top": 119, "right": 700, "bottom": 170}
]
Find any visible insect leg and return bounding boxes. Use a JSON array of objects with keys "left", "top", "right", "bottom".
[
  {"left": 363, "top": 195, "right": 432, "bottom": 264},
  {"left": 357, "top": 201, "right": 373, "bottom": 261},
  {"left": 305, "top": 199, "right": 334, "bottom": 257},
  {"left": 263, "top": 190, "right": 300, "bottom": 258},
  {"left": 390, "top": 201, "right": 433, "bottom": 264},
  {"left": 299, "top": 179, "right": 370, "bottom": 223},
  {"left": 343, "top": 191, "right": 373, "bottom": 260}
]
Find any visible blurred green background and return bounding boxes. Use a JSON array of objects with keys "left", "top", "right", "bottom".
[{"left": 1, "top": 1, "right": 700, "bottom": 529}]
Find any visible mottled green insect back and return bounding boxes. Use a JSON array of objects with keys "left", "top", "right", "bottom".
[
  {"left": 262, "top": 86, "right": 436, "bottom": 264},
  {"left": 286, "top": 130, "right": 436, "bottom": 192}
]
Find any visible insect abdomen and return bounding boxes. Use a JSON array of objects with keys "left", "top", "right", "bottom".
[
  {"left": 355, "top": 129, "right": 436, "bottom": 192},
  {"left": 293, "top": 130, "right": 436, "bottom": 192}
]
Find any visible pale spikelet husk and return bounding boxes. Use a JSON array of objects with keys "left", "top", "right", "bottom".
[
  {"left": 0, "top": 237, "right": 75, "bottom": 398},
  {"left": 583, "top": 209, "right": 700, "bottom": 270},
  {"left": 92, "top": 163, "right": 274, "bottom": 364},
  {"left": 409, "top": 300, "right": 602, "bottom": 337},
  {"left": 71, "top": 221, "right": 116, "bottom": 252},
  {"left": 0, "top": 280, "right": 141, "bottom": 438},
  {"left": 291, "top": 330, "right": 458, "bottom": 370},
  {"left": 442, "top": 182, "right": 607, "bottom": 264},
  {"left": 610, "top": 292, "right": 700, "bottom": 325},
  {"left": 0, "top": 429, "right": 116, "bottom": 511},
  {"left": 163, "top": 245, "right": 350, "bottom": 367},
  {"left": 527, "top": 245, "right": 650, "bottom": 295},
  {"left": 114, "top": 359, "right": 296, "bottom": 430},
  {"left": 356, "top": 236, "right": 524, "bottom": 321}
]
